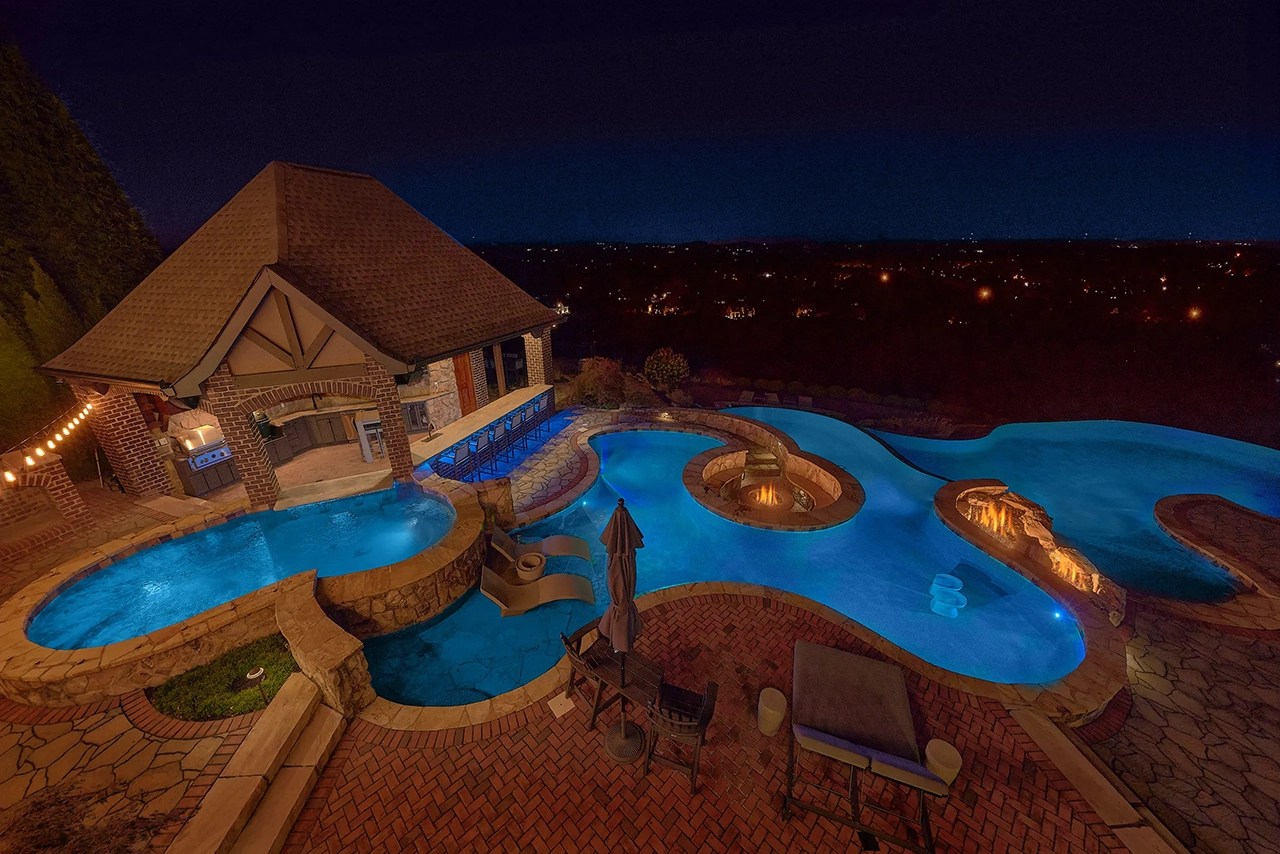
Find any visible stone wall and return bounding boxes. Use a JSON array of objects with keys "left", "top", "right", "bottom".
[
  {"left": 0, "top": 505, "right": 280, "bottom": 706},
  {"left": 276, "top": 570, "right": 375, "bottom": 718},
  {"left": 472, "top": 477, "right": 516, "bottom": 531},
  {"left": 313, "top": 483, "right": 485, "bottom": 638}
]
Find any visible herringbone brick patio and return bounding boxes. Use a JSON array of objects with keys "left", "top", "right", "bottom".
[{"left": 282, "top": 594, "right": 1132, "bottom": 853}]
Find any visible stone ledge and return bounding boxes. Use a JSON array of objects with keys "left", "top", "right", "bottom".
[
  {"left": 934, "top": 480, "right": 1129, "bottom": 724},
  {"left": 276, "top": 571, "right": 375, "bottom": 718}
]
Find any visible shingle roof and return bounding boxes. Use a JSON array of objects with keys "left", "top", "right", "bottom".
[{"left": 42, "top": 162, "right": 560, "bottom": 388}]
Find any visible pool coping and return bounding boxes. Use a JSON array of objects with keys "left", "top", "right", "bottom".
[
  {"left": 358, "top": 579, "right": 1122, "bottom": 733},
  {"left": 0, "top": 480, "right": 484, "bottom": 707},
  {"left": 359, "top": 412, "right": 1128, "bottom": 730},
  {"left": 933, "top": 479, "right": 1129, "bottom": 725},
  {"left": 1148, "top": 494, "right": 1280, "bottom": 630}
]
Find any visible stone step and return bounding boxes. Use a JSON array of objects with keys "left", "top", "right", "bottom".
[
  {"left": 169, "top": 673, "right": 322, "bottom": 854},
  {"left": 230, "top": 705, "right": 346, "bottom": 854}
]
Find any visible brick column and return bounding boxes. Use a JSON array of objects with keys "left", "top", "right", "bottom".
[
  {"left": 74, "top": 384, "right": 172, "bottom": 497},
  {"left": 13, "top": 457, "right": 94, "bottom": 528},
  {"left": 203, "top": 364, "right": 281, "bottom": 510},
  {"left": 365, "top": 356, "right": 416, "bottom": 482},
  {"left": 468, "top": 348, "right": 490, "bottom": 408},
  {"left": 523, "top": 328, "right": 553, "bottom": 387}
]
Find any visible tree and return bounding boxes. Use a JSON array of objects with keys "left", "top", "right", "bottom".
[{"left": 643, "top": 347, "right": 690, "bottom": 391}]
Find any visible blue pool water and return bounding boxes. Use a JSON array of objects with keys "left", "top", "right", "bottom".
[
  {"left": 28, "top": 484, "right": 456, "bottom": 650},
  {"left": 877, "top": 421, "right": 1280, "bottom": 602},
  {"left": 367, "top": 411, "right": 1090, "bottom": 705}
]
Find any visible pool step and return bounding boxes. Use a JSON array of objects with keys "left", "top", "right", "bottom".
[
  {"left": 169, "top": 673, "right": 322, "bottom": 854},
  {"left": 231, "top": 703, "right": 346, "bottom": 854}
]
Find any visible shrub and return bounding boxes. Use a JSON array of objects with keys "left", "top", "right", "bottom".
[
  {"left": 926, "top": 400, "right": 946, "bottom": 413},
  {"left": 760, "top": 379, "right": 785, "bottom": 393},
  {"left": 786, "top": 380, "right": 806, "bottom": 394},
  {"left": 827, "top": 385, "right": 847, "bottom": 398},
  {"left": 806, "top": 383, "right": 827, "bottom": 397},
  {"left": 865, "top": 392, "right": 883, "bottom": 404},
  {"left": 668, "top": 388, "right": 694, "bottom": 406},
  {"left": 884, "top": 394, "right": 904, "bottom": 407},
  {"left": 904, "top": 397, "right": 924, "bottom": 410},
  {"left": 846, "top": 387, "right": 867, "bottom": 400},
  {"left": 733, "top": 376, "right": 753, "bottom": 389},
  {"left": 643, "top": 347, "right": 690, "bottom": 390},
  {"left": 574, "top": 357, "right": 625, "bottom": 407}
]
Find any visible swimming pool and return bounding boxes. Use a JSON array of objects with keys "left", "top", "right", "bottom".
[
  {"left": 366, "top": 411, "right": 1088, "bottom": 705},
  {"left": 877, "top": 421, "right": 1280, "bottom": 602},
  {"left": 28, "top": 483, "right": 456, "bottom": 650}
]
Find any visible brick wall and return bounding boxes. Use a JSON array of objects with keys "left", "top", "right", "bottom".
[
  {"left": 523, "top": 328, "right": 554, "bottom": 386},
  {"left": 468, "top": 348, "right": 489, "bottom": 408},
  {"left": 4, "top": 458, "right": 94, "bottom": 529},
  {"left": 203, "top": 364, "right": 283, "bottom": 510},
  {"left": 364, "top": 356, "right": 416, "bottom": 482},
  {"left": 74, "top": 385, "right": 172, "bottom": 497},
  {"left": 202, "top": 356, "right": 420, "bottom": 506},
  {"left": 0, "top": 481, "right": 56, "bottom": 526}
]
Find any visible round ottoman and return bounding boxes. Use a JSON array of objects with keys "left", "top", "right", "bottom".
[
  {"left": 516, "top": 553, "right": 546, "bottom": 582},
  {"left": 925, "top": 738, "right": 962, "bottom": 785},
  {"left": 758, "top": 687, "right": 787, "bottom": 737}
]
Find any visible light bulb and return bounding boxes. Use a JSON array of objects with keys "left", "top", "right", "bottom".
[
  {"left": 46, "top": 440, "right": 55, "bottom": 450},
  {"left": 24, "top": 456, "right": 34, "bottom": 466},
  {"left": 3, "top": 471, "right": 14, "bottom": 482},
  {"left": 35, "top": 447, "right": 45, "bottom": 457}
]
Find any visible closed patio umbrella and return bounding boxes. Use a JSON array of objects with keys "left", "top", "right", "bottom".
[{"left": 599, "top": 498, "right": 644, "bottom": 763}]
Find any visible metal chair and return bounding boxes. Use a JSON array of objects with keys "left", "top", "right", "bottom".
[
  {"left": 432, "top": 441, "right": 471, "bottom": 481},
  {"left": 491, "top": 420, "right": 512, "bottom": 463},
  {"left": 470, "top": 431, "right": 494, "bottom": 478},
  {"left": 643, "top": 680, "right": 718, "bottom": 794}
]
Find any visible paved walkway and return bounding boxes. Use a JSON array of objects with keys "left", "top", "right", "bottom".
[
  {"left": 0, "top": 693, "right": 256, "bottom": 853},
  {"left": 508, "top": 408, "right": 612, "bottom": 513},
  {"left": 1095, "top": 606, "right": 1280, "bottom": 854},
  {"left": 284, "top": 594, "right": 1131, "bottom": 853}
]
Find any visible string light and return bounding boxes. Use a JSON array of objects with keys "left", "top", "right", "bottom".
[
  {"left": 35, "top": 448, "right": 45, "bottom": 457},
  {"left": 3, "top": 471, "right": 14, "bottom": 483},
  {"left": 46, "top": 440, "right": 55, "bottom": 450},
  {"left": 24, "top": 456, "right": 34, "bottom": 466}
]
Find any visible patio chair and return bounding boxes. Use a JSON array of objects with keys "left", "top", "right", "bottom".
[
  {"left": 643, "top": 680, "right": 719, "bottom": 794},
  {"left": 491, "top": 526, "right": 592, "bottom": 563},
  {"left": 764, "top": 392, "right": 780, "bottom": 405},
  {"left": 561, "top": 619, "right": 620, "bottom": 730},
  {"left": 783, "top": 640, "right": 949, "bottom": 854},
  {"left": 737, "top": 391, "right": 756, "bottom": 404},
  {"left": 432, "top": 441, "right": 471, "bottom": 481},
  {"left": 470, "top": 431, "right": 494, "bottom": 478},
  {"left": 491, "top": 420, "right": 512, "bottom": 462}
]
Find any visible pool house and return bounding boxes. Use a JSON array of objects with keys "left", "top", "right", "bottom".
[{"left": 35, "top": 161, "right": 562, "bottom": 509}]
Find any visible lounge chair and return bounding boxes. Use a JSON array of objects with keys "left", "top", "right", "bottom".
[
  {"left": 783, "top": 640, "right": 949, "bottom": 854},
  {"left": 737, "top": 391, "right": 756, "bottom": 404},
  {"left": 491, "top": 526, "right": 592, "bottom": 563},
  {"left": 798, "top": 395, "right": 813, "bottom": 409},
  {"left": 764, "top": 392, "right": 780, "bottom": 405},
  {"left": 481, "top": 565, "right": 594, "bottom": 617}
]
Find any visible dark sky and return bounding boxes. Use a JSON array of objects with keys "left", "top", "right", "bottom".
[{"left": 5, "top": 0, "right": 1278, "bottom": 247}]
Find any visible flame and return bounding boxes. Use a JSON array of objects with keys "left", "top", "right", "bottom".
[
  {"left": 755, "top": 482, "right": 779, "bottom": 506},
  {"left": 969, "top": 500, "right": 1017, "bottom": 541}
]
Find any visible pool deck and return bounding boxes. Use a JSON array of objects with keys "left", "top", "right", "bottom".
[{"left": 3, "top": 405, "right": 1280, "bottom": 852}]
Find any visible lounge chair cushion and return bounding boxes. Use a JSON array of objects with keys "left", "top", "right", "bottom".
[
  {"left": 792, "top": 640, "right": 921, "bottom": 764},
  {"left": 793, "top": 724, "right": 871, "bottom": 769}
]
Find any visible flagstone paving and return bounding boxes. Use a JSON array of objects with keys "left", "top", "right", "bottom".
[
  {"left": 1093, "top": 606, "right": 1280, "bottom": 854},
  {"left": 509, "top": 408, "right": 613, "bottom": 513},
  {"left": 283, "top": 593, "right": 1133, "bottom": 853},
  {"left": 0, "top": 692, "right": 257, "bottom": 852}
]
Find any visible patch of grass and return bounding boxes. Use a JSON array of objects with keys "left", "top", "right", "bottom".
[{"left": 148, "top": 634, "right": 298, "bottom": 721}]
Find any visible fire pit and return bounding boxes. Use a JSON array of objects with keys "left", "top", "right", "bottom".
[{"left": 738, "top": 479, "right": 798, "bottom": 512}]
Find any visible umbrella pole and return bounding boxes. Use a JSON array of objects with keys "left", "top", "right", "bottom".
[{"left": 604, "top": 651, "right": 643, "bottom": 764}]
